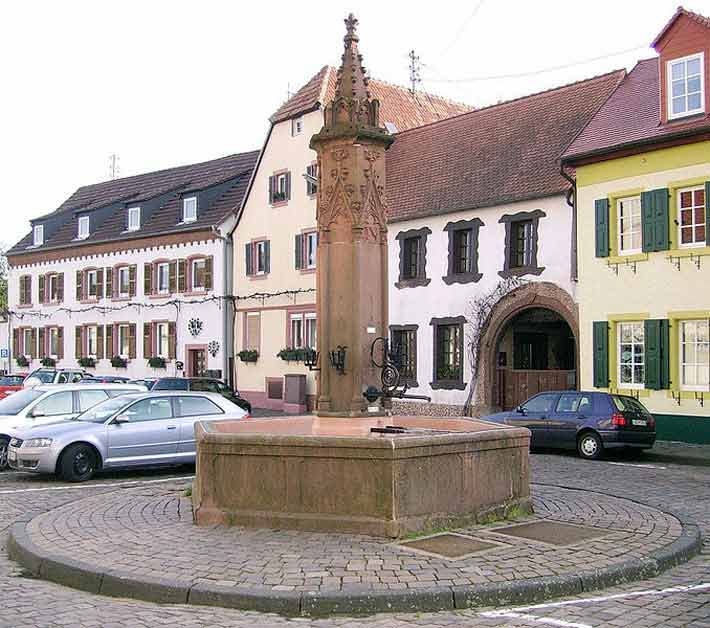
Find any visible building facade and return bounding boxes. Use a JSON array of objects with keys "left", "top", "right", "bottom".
[
  {"left": 563, "top": 8, "right": 710, "bottom": 443},
  {"left": 7, "top": 152, "right": 258, "bottom": 382}
]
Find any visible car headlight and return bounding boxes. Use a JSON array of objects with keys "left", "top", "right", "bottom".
[{"left": 24, "top": 438, "right": 53, "bottom": 448}]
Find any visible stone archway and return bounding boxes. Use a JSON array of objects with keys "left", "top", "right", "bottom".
[{"left": 475, "top": 282, "right": 579, "bottom": 413}]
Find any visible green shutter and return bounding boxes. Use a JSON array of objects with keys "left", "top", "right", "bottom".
[
  {"left": 641, "top": 188, "right": 669, "bottom": 252},
  {"left": 594, "top": 199, "right": 610, "bottom": 258},
  {"left": 705, "top": 181, "right": 710, "bottom": 246},
  {"left": 644, "top": 319, "right": 670, "bottom": 390},
  {"left": 593, "top": 321, "right": 609, "bottom": 388}
]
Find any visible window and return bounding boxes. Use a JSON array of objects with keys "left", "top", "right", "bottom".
[
  {"left": 32, "top": 391, "right": 73, "bottom": 417},
  {"left": 445, "top": 220, "right": 483, "bottom": 285},
  {"left": 49, "top": 327, "right": 59, "bottom": 357},
  {"left": 678, "top": 186, "right": 706, "bottom": 247},
  {"left": 127, "top": 207, "right": 141, "bottom": 231},
  {"left": 118, "top": 324, "right": 130, "bottom": 358},
  {"left": 667, "top": 53, "right": 704, "bottom": 119},
  {"left": 269, "top": 172, "right": 291, "bottom": 204},
  {"left": 245, "top": 240, "right": 270, "bottom": 276},
  {"left": 499, "top": 210, "right": 545, "bottom": 278},
  {"left": 521, "top": 393, "right": 558, "bottom": 414},
  {"left": 87, "top": 270, "right": 98, "bottom": 298},
  {"left": 19, "top": 276, "right": 31, "bottom": 305},
  {"left": 306, "top": 163, "right": 318, "bottom": 196},
  {"left": 77, "top": 390, "right": 109, "bottom": 412},
  {"left": 509, "top": 220, "right": 534, "bottom": 268},
  {"left": 245, "top": 312, "right": 260, "bottom": 351},
  {"left": 555, "top": 393, "right": 593, "bottom": 413},
  {"left": 86, "top": 325, "right": 98, "bottom": 357},
  {"left": 157, "top": 263, "right": 170, "bottom": 294},
  {"left": 123, "top": 397, "right": 173, "bottom": 422},
  {"left": 156, "top": 322, "right": 169, "bottom": 358},
  {"left": 453, "top": 229, "right": 472, "bottom": 274},
  {"left": 402, "top": 236, "right": 421, "bottom": 280},
  {"left": 431, "top": 316, "right": 465, "bottom": 389},
  {"left": 77, "top": 215, "right": 90, "bottom": 240},
  {"left": 291, "top": 117, "right": 303, "bottom": 136},
  {"left": 192, "top": 258, "right": 206, "bottom": 290},
  {"left": 391, "top": 326, "right": 417, "bottom": 385},
  {"left": 305, "top": 231, "right": 317, "bottom": 269},
  {"left": 255, "top": 242, "right": 267, "bottom": 275},
  {"left": 618, "top": 321, "right": 644, "bottom": 388},
  {"left": 276, "top": 174, "right": 288, "bottom": 200},
  {"left": 680, "top": 319, "right": 709, "bottom": 391},
  {"left": 191, "top": 380, "right": 220, "bottom": 393},
  {"left": 183, "top": 197, "right": 197, "bottom": 223},
  {"left": 33, "top": 225, "right": 43, "bottom": 246},
  {"left": 118, "top": 267, "right": 130, "bottom": 297},
  {"left": 289, "top": 312, "right": 316, "bottom": 349},
  {"left": 175, "top": 396, "right": 224, "bottom": 418},
  {"left": 48, "top": 274, "right": 59, "bottom": 302},
  {"left": 23, "top": 329, "right": 33, "bottom": 357},
  {"left": 617, "top": 196, "right": 642, "bottom": 255}
]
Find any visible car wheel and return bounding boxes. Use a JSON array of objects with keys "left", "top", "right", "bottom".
[
  {"left": 59, "top": 444, "right": 97, "bottom": 482},
  {"left": 577, "top": 432, "right": 603, "bottom": 460},
  {"left": 0, "top": 436, "right": 9, "bottom": 470}
]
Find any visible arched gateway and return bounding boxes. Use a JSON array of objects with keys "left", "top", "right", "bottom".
[{"left": 477, "top": 282, "right": 579, "bottom": 412}]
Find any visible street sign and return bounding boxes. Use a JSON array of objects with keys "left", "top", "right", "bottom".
[{"left": 0, "top": 349, "right": 8, "bottom": 359}]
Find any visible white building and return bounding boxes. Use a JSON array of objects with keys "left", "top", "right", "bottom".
[{"left": 6, "top": 151, "right": 258, "bottom": 382}]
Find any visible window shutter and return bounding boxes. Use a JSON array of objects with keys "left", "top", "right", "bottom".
[
  {"left": 594, "top": 199, "right": 610, "bottom": 258},
  {"left": 12, "top": 329, "right": 19, "bottom": 357},
  {"left": 38, "top": 328, "right": 46, "bottom": 359},
  {"left": 592, "top": 321, "right": 609, "bottom": 388},
  {"left": 268, "top": 175, "right": 274, "bottom": 204},
  {"left": 245, "top": 243, "right": 253, "bottom": 276},
  {"left": 105, "top": 324, "right": 113, "bottom": 359},
  {"left": 169, "top": 261, "right": 177, "bottom": 293},
  {"left": 644, "top": 319, "right": 670, "bottom": 390},
  {"left": 128, "top": 324, "right": 136, "bottom": 359},
  {"left": 264, "top": 241, "right": 271, "bottom": 273},
  {"left": 96, "top": 268, "right": 104, "bottom": 299},
  {"left": 144, "top": 263, "right": 153, "bottom": 296},
  {"left": 97, "top": 325, "right": 104, "bottom": 360},
  {"left": 285, "top": 172, "right": 291, "bottom": 200},
  {"left": 295, "top": 234, "right": 303, "bottom": 269},
  {"left": 57, "top": 273, "right": 64, "bottom": 303},
  {"left": 75, "top": 326, "right": 83, "bottom": 359},
  {"left": 204, "top": 256, "right": 213, "bottom": 291},
  {"left": 705, "top": 181, "right": 710, "bottom": 246},
  {"left": 29, "top": 329, "right": 37, "bottom": 359},
  {"left": 168, "top": 322, "right": 177, "bottom": 360},
  {"left": 178, "top": 259, "right": 186, "bottom": 292},
  {"left": 128, "top": 265, "right": 137, "bottom": 297},
  {"left": 57, "top": 327, "right": 64, "bottom": 359},
  {"left": 641, "top": 188, "right": 670, "bottom": 252},
  {"left": 39, "top": 275, "right": 45, "bottom": 304},
  {"left": 143, "top": 323, "right": 152, "bottom": 359},
  {"left": 76, "top": 270, "right": 84, "bottom": 301}
]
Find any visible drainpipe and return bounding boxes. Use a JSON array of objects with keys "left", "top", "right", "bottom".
[
  {"left": 211, "top": 225, "right": 233, "bottom": 386},
  {"left": 560, "top": 165, "right": 578, "bottom": 283}
]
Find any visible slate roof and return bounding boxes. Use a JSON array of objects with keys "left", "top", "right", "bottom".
[
  {"left": 9, "top": 151, "right": 259, "bottom": 257},
  {"left": 270, "top": 65, "right": 471, "bottom": 131},
  {"left": 386, "top": 70, "right": 626, "bottom": 223},
  {"left": 562, "top": 57, "right": 710, "bottom": 163}
]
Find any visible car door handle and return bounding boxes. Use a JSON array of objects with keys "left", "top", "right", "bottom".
[{"left": 166, "top": 426, "right": 177, "bottom": 430}]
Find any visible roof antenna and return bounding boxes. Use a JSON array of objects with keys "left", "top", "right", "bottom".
[
  {"left": 287, "top": 81, "right": 292, "bottom": 100},
  {"left": 109, "top": 153, "right": 120, "bottom": 180},
  {"left": 408, "top": 50, "right": 421, "bottom": 94}
]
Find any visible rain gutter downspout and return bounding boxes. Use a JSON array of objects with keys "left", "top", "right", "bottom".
[{"left": 560, "top": 164, "right": 578, "bottom": 282}]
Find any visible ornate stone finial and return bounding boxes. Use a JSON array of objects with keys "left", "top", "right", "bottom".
[
  {"left": 344, "top": 13, "right": 359, "bottom": 44},
  {"left": 335, "top": 12, "right": 369, "bottom": 102}
]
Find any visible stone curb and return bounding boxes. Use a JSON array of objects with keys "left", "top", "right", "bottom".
[{"left": 6, "top": 499, "right": 703, "bottom": 617}]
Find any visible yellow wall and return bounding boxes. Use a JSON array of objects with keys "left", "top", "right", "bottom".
[{"left": 576, "top": 141, "right": 710, "bottom": 417}]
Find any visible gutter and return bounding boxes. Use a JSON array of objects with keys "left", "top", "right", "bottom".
[{"left": 559, "top": 165, "right": 578, "bottom": 283}]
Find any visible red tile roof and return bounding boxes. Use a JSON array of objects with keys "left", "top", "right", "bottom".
[
  {"left": 651, "top": 6, "right": 710, "bottom": 48},
  {"left": 270, "top": 66, "right": 471, "bottom": 131},
  {"left": 562, "top": 57, "right": 710, "bottom": 162},
  {"left": 386, "top": 70, "right": 626, "bottom": 223}
]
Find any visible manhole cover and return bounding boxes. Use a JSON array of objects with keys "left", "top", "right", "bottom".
[
  {"left": 490, "top": 521, "right": 607, "bottom": 546},
  {"left": 398, "top": 533, "right": 499, "bottom": 559}
]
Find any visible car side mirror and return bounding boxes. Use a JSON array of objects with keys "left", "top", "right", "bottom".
[
  {"left": 516, "top": 406, "right": 527, "bottom": 415},
  {"left": 30, "top": 410, "right": 45, "bottom": 419},
  {"left": 113, "top": 415, "right": 131, "bottom": 425}
]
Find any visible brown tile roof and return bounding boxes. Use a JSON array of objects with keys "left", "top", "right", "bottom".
[
  {"left": 651, "top": 6, "right": 710, "bottom": 48},
  {"left": 9, "top": 151, "right": 259, "bottom": 257},
  {"left": 270, "top": 65, "right": 471, "bottom": 131},
  {"left": 386, "top": 70, "right": 626, "bottom": 223},
  {"left": 562, "top": 58, "right": 710, "bottom": 162}
]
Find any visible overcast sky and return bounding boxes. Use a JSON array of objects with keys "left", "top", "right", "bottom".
[{"left": 2, "top": 0, "right": 707, "bottom": 247}]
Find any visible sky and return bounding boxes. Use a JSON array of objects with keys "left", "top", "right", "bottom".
[{"left": 1, "top": 0, "right": 708, "bottom": 248}]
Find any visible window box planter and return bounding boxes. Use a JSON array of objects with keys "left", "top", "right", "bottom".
[
  {"left": 148, "top": 356, "right": 167, "bottom": 369},
  {"left": 15, "top": 356, "right": 29, "bottom": 368},
  {"left": 272, "top": 192, "right": 287, "bottom": 203},
  {"left": 41, "top": 357, "right": 57, "bottom": 368},
  {"left": 238, "top": 350, "right": 259, "bottom": 363},
  {"left": 78, "top": 357, "right": 96, "bottom": 368},
  {"left": 111, "top": 356, "right": 128, "bottom": 368},
  {"left": 277, "top": 347, "right": 308, "bottom": 362}
]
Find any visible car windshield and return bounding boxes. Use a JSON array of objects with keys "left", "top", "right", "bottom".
[
  {"left": 153, "top": 380, "right": 187, "bottom": 390},
  {"left": 31, "top": 371, "right": 56, "bottom": 384},
  {"left": 612, "top": 395, "right": 650, "bottom": 415},
  {"left": 76, "top": 395, "right": 139, "bottom": 423},
  {"left": 0, "top": 388, "right": 44, "bottom": 415}
]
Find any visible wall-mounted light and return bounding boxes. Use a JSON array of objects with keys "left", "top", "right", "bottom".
[{"left": 329, "top": 345, "right": 347, "bottom": 375}]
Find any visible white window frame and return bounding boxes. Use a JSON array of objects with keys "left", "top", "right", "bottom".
[
  {"left": 183, "top": 197, "right": 197, "bottom": 223},
  {"left": 255, "top": 241, "right": 267, "bottom": 275},
  {"left": 23, "top": 329, "right": 33, "bottom": 357},
  {"left": 86, "top": 325, "right": 98, "bottom": 358},
  {"left": 304, "top": 312, "right": 317, "bottom": 350},
  {"left": 677, "top": 186, "right": 706, "bottom": 249},
  {"left": 191, "top": 258, "right": 206, "bottom": 291},
  {"left": 48, "top": 274, "right": 58, "bottom": 302},
  {"left": 118, "top": 267, "right": 130, "bottom": 297},
  {"left": 157, "top": 262, "right": 170, "bottom": 294},
  {"left": 667, "top": 52, "right": 705, "bottom": 120},
  {"left": 617, "top": 321, "right": 645, "bottom": 389},
  {"left": 77, "top": 215, "right": 90, "bottom": 240},
  {"left": 289, "top": 312, "right": 316, "bottom": 350},
  {"left": 680, "top": 319, "right": 710, "bottom": 392},
  {"left": 127, "top": 206, "right": 141, "bottom": 231},
  {"left": 617, "top": 196, "right": 643, "bottom": 256},
  {"left": 289, "top": 314, "right": 304, "bottom": 349},
  {"left": 33, "top": 225, "right": 44, "bottom": 246},
  {"left": 156, "top": 322, "right": 169, "bottom": 358},
  {"left": 291, "top": 116, "right": 303, "bottom": 136},
  {"left": 245, "top": 312, "right": 260, "bottom": 351},
  {"left": 87, "top": 269, "right": 98, "bottom": 298},
  {"left": 49, "top": 327, "right": 60, "bottom": 358},
  {"left": 118, "top": 324, "right": 130, "bottom": 358},
  {"left": 277, "top": 174, "right": 288, "bottom": 196},
  {"left": 305, "top": 231, "right": 318, "bottom": 269}
]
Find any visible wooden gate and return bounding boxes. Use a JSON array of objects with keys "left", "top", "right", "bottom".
[{"left": 498, "top": 369, "right": 576, "bottom": 410}]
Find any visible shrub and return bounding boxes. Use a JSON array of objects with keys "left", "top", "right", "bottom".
[
  {"left": 78, "top": 357, "right": 96, "bottom": 368},
  {"left": 110, "top": 356, "right": 128, "bottom": 368},
  {"left": 148, "top": 356, "right": 167, "bottom": 369},
  {"left": 15, "top": 355, "right": 29, "bottom": 367},
  {"left": 40, "top": 357, "right": 56, "bottom": 367}
]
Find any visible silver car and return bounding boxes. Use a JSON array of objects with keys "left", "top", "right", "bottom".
[{"left": 7, "top": 391, "right": 248, "bottom": 482}]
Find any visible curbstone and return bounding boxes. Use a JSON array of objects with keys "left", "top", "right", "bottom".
[
  {"left": 648, "top": 523, "right": 702, "bottom": 571},
  {"left": 301, "top": 586, "right": 455, "bottom": 616},
  {"left": 40, "top": 555, "right": 103, "bottom": 594},
  {"left": 189, "top": 581, "right": 301, "bottom": 615},
  {"left": 453, "top": 575, "right": 582, "bottom": 609},
  {"left": 578, "top": 558, "right": 660, "bottom": 592},
  {"left": 6, "top": 522, "right": 43, "bottom": 576},
  {"left": 101, "top": 570, "right": 190, "bottom": 605}
]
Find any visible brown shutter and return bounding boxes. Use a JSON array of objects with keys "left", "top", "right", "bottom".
[
  {"left": 144, "top": 263, "right": 153, "bottom": 296},
  {"left": 285, "top": 171, "right": 291, "bottom": 200},
  {"left": 178, "top": 259, "right": 186, "bottom": 292},
  {"left": 39, "top": 275, "right": 45, "bottom": 304},
  {"left": 97, "top": 325, "right": 104, "bottom": 360},
  {"left": 57, "top": 327, "right": 64, "bottom": 359},
  {"left": 268, "top": 175, "right": 274, "bottom": 204},
  {"left": 76, "top": 270, "right": 83, "bottom": 301},
  {"left": 30, "top": 329, "right": 37, "bottom": 359},
  {"left": 105, "top": 267, "right": 113, "bottom": 298},
  {"left": 169, "top": 261, "right": 177, "bottom": 293},
  {"left": 168, "top": 321, "right": 176, "bottom": 360},
  {"left": 75, "top": 326, "right": 83, "bottom": 359},
  {"left": 143, "top": 323, "right": 153, "bottom": 359},
  {"left": 128, "top": 324, "right": 136, "bottom": 359},
  {"left": 245, "top": 243, "right": 253, "bottom": 276},
  {"left": 38, "top": 328, "right": 46, "bottom": 359},
  {"left": 96, "top": 268, "right": 104, "bottom": 299},
  {"left": 57, "top": 273, "right": 64, "bottom": 303},
  {"left": 204, "top": 256, "right": 213, "bottom": 291},
  {"left": 105, "top": 324, "right": 113, "bottom": 358},
  {"left": 129, "top": 265, "right": 137, "bottom": 297}
]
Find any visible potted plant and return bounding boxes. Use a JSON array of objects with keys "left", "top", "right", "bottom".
[
  {"left": 277, "top": 347, "right": 307, "bottom": 362},
  {"left": 148, "top": 356, "right": 167, "bottom": 369},
  {"left": 78, "top": 356, "right": 96, "bottom": 368},
  {"left": 41, "top": 357, "right": 56, "bottom": 367},
  {"left": 111, "top": 355, "right": 128, "bottom": 368},
  {"left": 15, "top": 355, "right": 29, "bottom": 368},
  {"left": 238, "top": 349, "right": 259, "bottom": 363}
]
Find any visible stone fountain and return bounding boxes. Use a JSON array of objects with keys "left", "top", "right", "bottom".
[{"left": 192, "top": 15, "right": 530, "bottom": 538}]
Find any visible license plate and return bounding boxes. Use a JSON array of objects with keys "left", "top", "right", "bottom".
[
  {"left": 8, "top": 450, "right": 16, "bottom": 462},
  {"left": 632, "top": 419, "right": 647, "bottom": 427}
]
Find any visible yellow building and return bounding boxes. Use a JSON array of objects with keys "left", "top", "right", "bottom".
[{"left": 563, "top": 8, "right": 710, "bottom": 443}]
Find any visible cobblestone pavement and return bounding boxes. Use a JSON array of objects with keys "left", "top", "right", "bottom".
[{"left": 0, "top": 450, "right": 708, "bottom": 627}]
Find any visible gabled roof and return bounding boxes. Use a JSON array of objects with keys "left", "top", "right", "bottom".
[
  {"left": 386, "top": 69, "right": 626, "bottom": 223},
  {"left": 651, "top": 6, "right": 710, "bottom": 48},
  {"left": 269, "top": 65, "right": 472, "bottom": 131},
  {"left": 8, "top": 151, "right": 259, "bottom": 257},
  {"left": 562, "top": 57, "right": 710, "bottom": 163}
]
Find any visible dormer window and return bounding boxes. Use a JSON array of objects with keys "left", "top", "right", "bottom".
[
  {"left": 33, "top": 225, "right": 44, "bottom": 246},
  {"left": 127, "top": 206, "right": 141, "bottom": 231},
  {"left": 291, "top": 117, "right": 303, "bottom": 136},
  {"left": 77, "top": 215, "right": 90, "bottom": 240},
  {"left": 183, "top": 197, "right": 197, "bottom": 223},
  {"left": 668, "top": 53, "right": 704, "bottom": 119}
]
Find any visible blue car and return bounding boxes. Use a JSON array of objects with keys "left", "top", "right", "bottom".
[{"left": 481, "top": 391, "right": 656, "bottom": 460}]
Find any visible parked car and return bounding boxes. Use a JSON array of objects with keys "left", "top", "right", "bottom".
[
  {"left": 0, "top": 383, "right": 147, "bottom": 469},
  {"left": 481, "top": 391, "right": 656, "bottom": 460},
  {"left": 152, "top": 378, "right": 252, "bottom": 413},
  {"left": 23, "top": 368, "right": 90, "bottom": 388},
  {"left": 128, "top": 378, "right": 158, "bottom": 390},
  {"left": 0, "top": 374, "right": 28, "bottom": 400},
  {"left": 8, "top": 391, "right": 248, "bottom": 481},
  {"left": 77, "top": 375, "right": 131, "bottom": 384}
]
